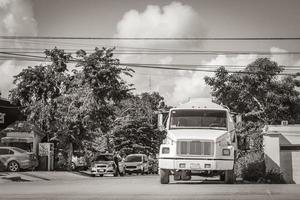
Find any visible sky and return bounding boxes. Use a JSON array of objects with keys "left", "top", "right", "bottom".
[{"left": 1, "top": 0, "right": 300, "bottom": 105}]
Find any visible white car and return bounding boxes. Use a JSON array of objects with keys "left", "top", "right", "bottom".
[
  {"left": 124, "top": 154, "right": 149, "bottom": 175},
  {"left": 90, "top": 153, "right": 125, "bottom": 177}
]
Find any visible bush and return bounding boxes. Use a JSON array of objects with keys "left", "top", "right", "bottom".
[
  {"left": 236, "top": 151, "right": 285, "bottom": 183},
  {"left": 262, "top": 169, "right": 285, "bottom": 184},
  {"left": 235, "top": 151, "right": 265, "bottom": 182}
]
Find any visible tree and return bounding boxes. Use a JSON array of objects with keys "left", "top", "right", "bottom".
[
  {"left": 205, "top": 58, "right": 300, "bottom": 152},
  {"left": 10, "top": 47, "right": 134, "bottom": 168},
  {"left": 205, "top": 58, "right": 300, "bottom": 181},
  {"left": 205, "top": 58, "right": 300, "bottom": 124},
  {"left": 112, "top": 92, "right": 167, "bottom": 156},
  {"left": 10, "top": 48, "right": 72, "bottom": 140}
]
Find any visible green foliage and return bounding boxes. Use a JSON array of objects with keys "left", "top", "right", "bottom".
[
  {"left": 205, "top": 58, "right": 300, "bottom": 124},
  {"left": 205, "top": 58, "right": 300, "bottom": 152},
  {"left": 238, "top": 152, "right": 265, "bottom": 182},
  {"left": 112, "top": 92, "right": 167, "bottom": 156},
  {"left": 10, "top": 47, "right": 134, "bottom": 153},
  {"left": 205, "top": 58, "right": 300, "bottom": 182}
]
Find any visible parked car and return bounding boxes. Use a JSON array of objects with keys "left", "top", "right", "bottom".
[
  {"left": 124, "top": 154, "right": 149, "bottom": 175},
  {"left": 90, "top": 153, "right": 125, "bottom": 177},
  {"left": 71, "top": 152, "right": 88, "bottom": 171},
  {"left": 0, "top": 147, "right": 38, "bottom": 172},
  {"left": 148, "top": 158, "right": 158, "bottom": 174}
]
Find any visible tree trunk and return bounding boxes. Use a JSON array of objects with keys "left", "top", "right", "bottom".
[{"left": 67, "top": 143, "right": 73, "bottom": 171}]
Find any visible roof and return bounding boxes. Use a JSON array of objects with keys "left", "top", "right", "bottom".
[
  {"left": 264, "top": 124, "right": 300, "bottom": 135},
  {"left": 0, "top": 121, "right": 45, "bottom": 137},
  {"left": 176, "top": 98, "right": 226, "bottom": 110},
  {"left": 1, "top": 136, "right": 33, "bottom": 143}
]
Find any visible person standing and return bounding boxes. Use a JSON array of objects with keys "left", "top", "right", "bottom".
[{"left": 113, "top": 151, "right": 120, "bottom": 176}]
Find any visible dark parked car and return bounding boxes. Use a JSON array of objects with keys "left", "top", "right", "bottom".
[{"left": 0, "top": 147, "right": 38, "bottom": 172}]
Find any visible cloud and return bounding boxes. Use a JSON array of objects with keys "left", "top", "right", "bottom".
[
  {"left": 115, "top": 2, "right": 206, "bottom": 105},
  {"left": 115, "top": 1, "right": 204, "bottom": 48},
  {"left": 0, "top": 0, "right": 38, "bottom": 98},
  {"left": 0, "top": 0, "right": 37, "bottom": 36}
]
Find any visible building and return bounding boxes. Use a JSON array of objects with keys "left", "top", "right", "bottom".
[
  {"left": 0, "top": 97, "right": 24, "bottom": 143},
  {"left": 263, "top": 124, "right": 300, "bottom": 183},
  {"left": 1, "top": 121, "right": 45, "bottom": 154}
]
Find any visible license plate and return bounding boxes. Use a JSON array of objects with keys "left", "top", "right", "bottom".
[
  {"left": 190, "top": 163, "right": 201, "bottom": 169},
  {"left": 97, "top": 169, "right": 104, "bottom": 172}
]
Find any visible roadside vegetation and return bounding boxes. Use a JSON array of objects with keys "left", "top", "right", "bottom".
[
  {"left": 205, "top": 58, "right": 300, "bottom": 183},
  {"left": 9, "top": 47, "right": 166, "bottom": 170}
]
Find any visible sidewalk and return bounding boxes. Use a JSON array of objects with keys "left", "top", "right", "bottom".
[{"left": 0, "top": 171, "right": 91, "bottom": 183}]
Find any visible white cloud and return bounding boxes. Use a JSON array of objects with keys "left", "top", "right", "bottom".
[
  {"left": 115, "top": 2, "right": 205, "bottom": 105},
  {"left": 115, "top": 1, "right": 204, "bottom": 49},
  {"left": 0, "top": 0, "right": 37, "bottom": 36},
  {"left": 0, "top": 0, "right": 37, "bottom": 98}
]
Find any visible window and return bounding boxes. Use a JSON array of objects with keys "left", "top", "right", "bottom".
[
  {"left": 280, "top": 145, "right": 300, "bottom": 151},
  {"left": 0, "top": 148, "right": 14, "bottom": 155},
  {"left": 94, "top": 154, "right": 113, "bottom": 161},
  {"left": 170, "top": 109, "right": 227, "bottom": 130},
  {"left": 125, "top": 155, "right": 142, "bottom": 162}
]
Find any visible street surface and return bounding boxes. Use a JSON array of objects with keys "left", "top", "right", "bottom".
[{"left": 1, "top": 173, "right": 300, "bottom": 200}]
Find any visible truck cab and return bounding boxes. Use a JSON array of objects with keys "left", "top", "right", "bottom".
[{"left": 158, "top": 98, "right": 237, "bottom": 184}]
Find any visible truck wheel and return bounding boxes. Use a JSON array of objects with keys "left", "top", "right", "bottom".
[
  {"left": 225, "top": 170, "right": 235, "bottom": 184},
  {"left": 160, "top": 169, "right": 170, "bottom": 184}
]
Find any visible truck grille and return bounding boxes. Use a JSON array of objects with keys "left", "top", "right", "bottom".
[{"left": 177, "top": 140, "right": 214, "bottom": 156}]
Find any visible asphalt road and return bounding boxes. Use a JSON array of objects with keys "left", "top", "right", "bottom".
[{"left": 0, "top": 174, "right": 300, "bottom": 200}]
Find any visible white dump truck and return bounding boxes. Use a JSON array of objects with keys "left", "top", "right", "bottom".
[{"left": 158, "top": 98, "right": 238, "bottom": 184}]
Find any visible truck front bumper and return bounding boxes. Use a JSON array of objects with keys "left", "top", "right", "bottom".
[{"left": 159, "top": 157, "right": 234, "bottom": 171}]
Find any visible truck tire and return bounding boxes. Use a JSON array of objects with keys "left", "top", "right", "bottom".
[
  {"left": 160, "top": 169, "right": 170, "bottom": 184},
  {"left": 224, "top": 170, "right": 235, "bottom": 184}
]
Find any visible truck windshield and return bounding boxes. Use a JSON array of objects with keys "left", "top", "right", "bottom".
[{"left": 170, "top": 109, "right": 227, "bottom": 130}]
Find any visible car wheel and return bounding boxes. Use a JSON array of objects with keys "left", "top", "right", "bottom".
[{"left": 7, "top": 161, "right": 20, "bottom": 172}]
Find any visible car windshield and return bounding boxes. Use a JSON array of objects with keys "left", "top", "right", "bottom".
[
  {"left": 94, "top": 154, "right": 113, "bottom": 161},
  {"left": 170, "top": 109, "right": 227, "bottom": 130},
  {"left": 125, "top": 155, "right": 142, "bottom": 162},
  {"left": 11, "top": 147, "right": 27, "bottom": 153}
]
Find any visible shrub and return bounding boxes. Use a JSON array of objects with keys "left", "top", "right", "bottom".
[{"left": 235, "top": 151, "right": 265, "bottom": 182}]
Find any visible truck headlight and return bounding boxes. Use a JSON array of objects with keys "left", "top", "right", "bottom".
[
  {"left": 162, "top": 147, "right": 170, "bottom": 154},
  {"left": 222, "top": 149, "right": 230, "bottom": 156}
]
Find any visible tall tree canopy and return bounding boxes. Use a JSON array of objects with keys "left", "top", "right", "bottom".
[
  {"left": 112, "top": 92, "right": 167, "bottom": 156},
  {"left": 10, "top": 47, "right": 134, "bottom": 153},
  {"left": 205, "top": 58, "right": 300, "bottom": 152},
  {"left": 205, "top": 58, "right": 300, "bottom": 124}
]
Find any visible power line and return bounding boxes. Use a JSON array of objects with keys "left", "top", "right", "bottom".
[
  {"left": 2, "top": 36, "right": 300, "bottom": 40},
  {"left": 1, "top": 52, "right": 300, "bottom": 71},
  {"left": 118, "top": 63, "right": 300, "bottom": 76}
]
